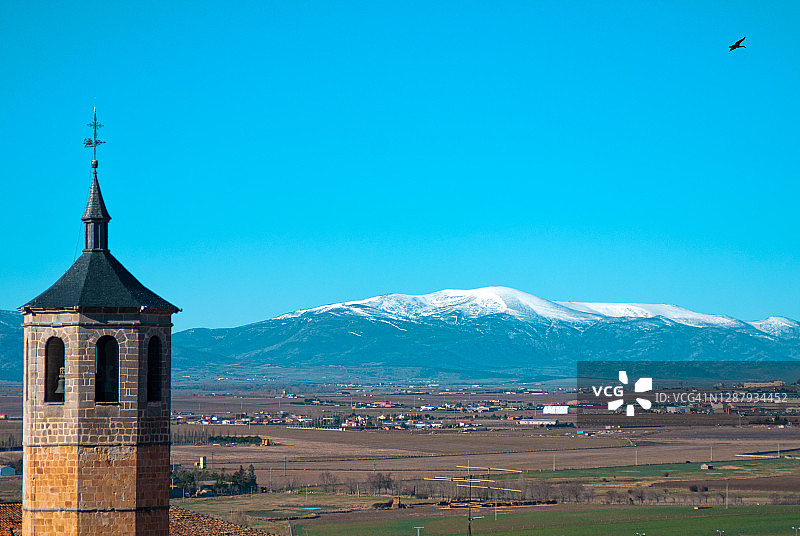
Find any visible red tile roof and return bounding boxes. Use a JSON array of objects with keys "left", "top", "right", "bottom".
[
  {"left": 0, "top": 503, "right": 21, "bottom": 536},
  {"left": 0, "top": 503, "right": 276, "bottom": 536}
]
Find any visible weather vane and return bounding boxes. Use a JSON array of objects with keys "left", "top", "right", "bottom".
[{"left": 83, "top": 107, "right": 105, "bottom": 166}]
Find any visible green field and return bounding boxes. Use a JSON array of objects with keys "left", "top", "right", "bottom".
[
  {"left": 296, "top": 505, "right": 800, "bottom": 536},
  {"left": 514, "top": 457, "right": 800, "bottom": 483}
]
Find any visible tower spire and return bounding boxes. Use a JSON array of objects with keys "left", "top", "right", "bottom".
[
  {"left": 82, "top": 108, "right": 111, "bottom": 251},
  {"left": 84, "top": 106, "right": 105, "bottom": 162}
]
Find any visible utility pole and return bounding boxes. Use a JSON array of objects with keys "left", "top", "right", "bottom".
[
  {"left": 425, "top": 467, "right": 521, "bottom": 532},
  {"left": 269, "top": 468, "right": 273, "bottom": 492},
  {"left": 467, "top": 478, "right": 473, "bottom": 536},
  {"left": 284, "top": 456, "right": 287, "bottom": 476},
  {"left": 552, "top": 453, "right": 556, "bottom": 471}
]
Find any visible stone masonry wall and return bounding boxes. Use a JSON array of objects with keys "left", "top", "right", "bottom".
[{"left": 22, "top": 309, "right": 172, "bottom": 536}]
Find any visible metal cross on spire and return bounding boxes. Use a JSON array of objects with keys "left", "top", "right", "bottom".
[{"left": 83, "top": 107, "right": 106, "bottom": 163}]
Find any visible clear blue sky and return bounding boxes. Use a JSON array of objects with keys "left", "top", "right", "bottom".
[{"left": 1, "top": 1, "right": 799, "bottom": 331}]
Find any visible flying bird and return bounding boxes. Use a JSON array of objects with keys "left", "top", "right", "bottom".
[{"left": 729, "top": 37, "right": 746, "bottom": 51}]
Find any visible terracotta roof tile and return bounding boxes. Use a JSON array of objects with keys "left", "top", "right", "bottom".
[{"left": 0, "top": 503, "right": 276, "bottom": 536}]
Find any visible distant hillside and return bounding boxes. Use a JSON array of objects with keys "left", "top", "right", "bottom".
[
  {"left": 3, "top": 287, "right": 800, "bottom": 384},
  {"left": 0, "top": 310, "right": 22, "bottom": 381},
  {"left": 171, "top": 287, "right": 800, "bottom": 384}
]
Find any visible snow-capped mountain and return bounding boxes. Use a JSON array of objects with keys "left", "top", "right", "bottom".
[
  {"left": 555, "top": 301, "right": 745, "bottom": 329},
  {"left": 279, "top": 286, "right": 602, "bottom": 324},
  {"left": 169, "top": 287, "right": 800, "bottom": 383},
  {"left": 2, "top": 287, "right": 799, "bottom": 383},
  {"left": 748, "top": 316, "right": 800, "bottom": 337},
  {"left": 281, "top": 286, "right": 778, "bottom": 333}
]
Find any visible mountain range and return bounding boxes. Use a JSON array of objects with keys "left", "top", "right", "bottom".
[
  {"left": 0, "top": 310, "right": 23, "bottom": 382},
  {"left": 2, "top": 287, "right": 799, "bottom": 384}
]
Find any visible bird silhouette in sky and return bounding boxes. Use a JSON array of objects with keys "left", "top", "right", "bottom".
[{"left": 729, "top": 37, "right": 746, "bottom": 51}]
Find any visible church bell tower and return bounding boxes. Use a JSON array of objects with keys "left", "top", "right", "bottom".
[{"left": 18, "top": 110, "right": 179, "bottom": 535}]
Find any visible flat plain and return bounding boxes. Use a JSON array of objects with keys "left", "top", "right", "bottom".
[
  {"left": 295, "top": 505, "right": 800, "bottom": 536},
  {"left": 169, "top": 424, "right": 800, "bottom": 488},
  {"left": 3, "top": 387, "right": 800, "bottom": 534}
]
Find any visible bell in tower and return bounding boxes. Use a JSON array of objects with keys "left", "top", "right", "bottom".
[{"left": 18, "top": 111, "right": 179, "bottom": 536}]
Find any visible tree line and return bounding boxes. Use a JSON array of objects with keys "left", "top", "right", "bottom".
[{"left": 172, "top": 465, "right": 257, "bottom": 496}]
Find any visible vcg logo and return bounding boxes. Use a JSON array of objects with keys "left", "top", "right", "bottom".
[{"left": 591, "top": 371, "right": 652, "bottom": 416}]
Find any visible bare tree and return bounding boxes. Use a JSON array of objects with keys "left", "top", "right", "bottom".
[
  {"left": 286, "top": 476, "right": 301, "bottom": 492},
  {"left": 344, "top": 478, "right": 359, "bottom": 495},
  {"left": 531, "top": 480, "right": 553, "bottom": 502},
  {"left": 320, "top": 471, "right": 339, "bottom": 493},
  {"left": 367, "top": 472, "right": 394, "bottom": 495},
  {"left": 367, "top": 472, "right": 382, "bottom": 494},
  {"left": 554, "top": 483, "right": 571, "bottom": 502},
  {"left": 644, "top": 489, "right": 661, "bottom": 504},
  {"left": 564, "top": 482, "right": 583, "bottom": 503},
  {"left": 630, "top": 488, "right": 646, "bottom": 504}
]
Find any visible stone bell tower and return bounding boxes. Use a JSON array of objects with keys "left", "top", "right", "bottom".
[{"left": 18, "top": 111, "right": 179, "bottom": 536}]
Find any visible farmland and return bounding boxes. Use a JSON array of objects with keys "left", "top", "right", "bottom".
[
  {"left": 3, "top": 385, "right": 800, "bottom": 534},
  {"left": 164, "top": 387, "right": 800, "bottom": 535},
  {"left": 295, "top": 505, "right": 800, "bottom": 536},
  {"left": 168, "top": 424, "right": 800, "bottom": 491}
]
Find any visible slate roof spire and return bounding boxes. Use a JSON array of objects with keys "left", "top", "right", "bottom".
[
  {"left": 19, "top": 110, "right": 179, "bottom": 313},
  {"left": 82, "top": 163, "right": 111, "bottom": 251}
]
